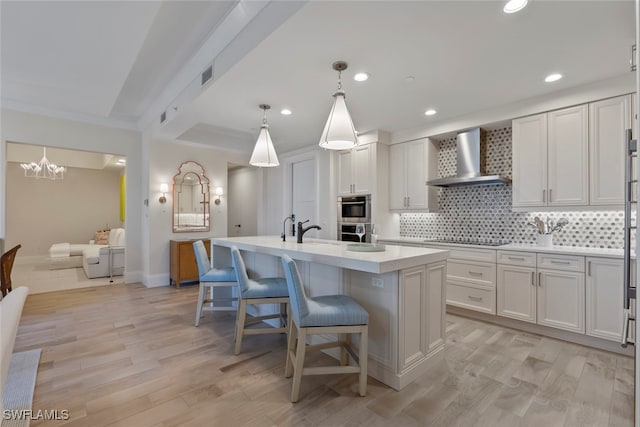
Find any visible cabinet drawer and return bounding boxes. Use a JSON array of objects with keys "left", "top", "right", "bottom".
[
  {"left": 447, "top": 283, "right": 495, "bottom": 314},
  {"left": 537, "top": 253, "right": 585, "bottom": 272},
  {"left": 423, "top": 244, "right": 496, "bottom": 262},
  {"left": 447, "top": 260, "right": 496, "bottom": 288},
  {"left": 497, "top": 251, "right": 537, "bottom": 267}
]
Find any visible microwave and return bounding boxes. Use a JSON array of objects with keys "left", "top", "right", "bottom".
[{"left": 337, "top": 195, "right": 371, "bottom": 223}]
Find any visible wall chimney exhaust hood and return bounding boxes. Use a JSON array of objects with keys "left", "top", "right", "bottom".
[{"left": 426, "top": 128, "right": 511, "bottom": 187}]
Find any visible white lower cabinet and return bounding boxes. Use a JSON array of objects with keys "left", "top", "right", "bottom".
[
  {"left": 385, "top": 241, "right": 624, "bottom": 346},
  {"left": 424, "top": 245, "right": 497, "bottom": 315},
  {"left": 586, "top": 257, "right": 623, "bottom": 341},
  {"left": 497, "top": 264, "right": 536, "bottom": 323},
  {"left": 498, "top": 251, "right": 585, "bottom": 334},
  {"left": 537, "top": 268, "right": 585, "bottom": 333}
]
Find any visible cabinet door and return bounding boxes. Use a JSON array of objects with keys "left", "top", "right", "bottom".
[
  {"left": 405, "top": 140, "right": 429, "bottom": 209},
  {"left": 547, "top": 105, "right": 589, "bottom": 206},
  {"left": 353, "top": 144, "right": 371, "bottom": 194},
  {"left": 537, "top": 269, "right": 585, "bottom": 333},
  {"left": 586, "top": 257, "right": 624, "bottom": 341},
  {"left": 589, "top": 96, "right": 629, "bottom": 206},
  {"left": 512, "top": 114, "right": 547, "bottom": 207},
  {"left": 389, "top": 143, "right": 406, "bottom": 210},
  {"left": 337, "top": 149, "right": 353, "bottom": 195},
  {"left": 497, "top": 265, "right": 536, "bottom": 323}
]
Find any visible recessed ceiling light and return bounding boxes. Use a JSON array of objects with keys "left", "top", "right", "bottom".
[
  {"left": 116, "top": 159, "right": 126, "bottom": 164},
  {"left": 424, "top": 109, "right": 437, "bottom": 116},
  {"left": 544, "top": 73, "right": 563, "bottom": 83},
  {"left": 354, "top": 72, "right": 369, "bottom": 82},
  {"left": 503, "top": 0, "right": 528, "bottom": 14},
  {"left": 404, "top": 76, "right": 415, "bottom": 83},
  {"left": 281, "top": 109, "right": 292, "bottom": 116}
]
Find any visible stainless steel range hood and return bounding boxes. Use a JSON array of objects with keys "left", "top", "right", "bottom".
[{"left": 426, "top": 128, "right": 511, "bottom": 187}]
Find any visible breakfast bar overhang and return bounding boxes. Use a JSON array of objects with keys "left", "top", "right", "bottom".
[{"left": 210, "top": 236, "right": 450, "bottom": 390}]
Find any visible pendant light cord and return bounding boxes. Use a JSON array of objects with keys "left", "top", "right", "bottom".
[{"left": 337, "top": 70, "right": 342, "bottom": 91}]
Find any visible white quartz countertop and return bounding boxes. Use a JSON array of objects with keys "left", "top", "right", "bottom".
[
  {"left": 210, "top": 236, "right": 450, "bottom": 274},
  {"left": 378, "top": 237, "right": 626, "bottom": 259}
]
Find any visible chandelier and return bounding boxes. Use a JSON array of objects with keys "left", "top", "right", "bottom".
[{"left": 20, "top": 147, "right": 65, "bottom": 180}]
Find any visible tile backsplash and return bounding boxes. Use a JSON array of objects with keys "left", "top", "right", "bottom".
[{"left": 399, "top": 127, "right": 627, "bottom": 249}]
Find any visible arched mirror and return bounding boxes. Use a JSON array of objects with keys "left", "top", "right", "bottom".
[{"left": 172, "top": 161, "right": 210, "bottom": 232}]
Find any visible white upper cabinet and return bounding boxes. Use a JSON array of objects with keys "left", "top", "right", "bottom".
[
  {"left": 589, "top": 95, "right": 630, "bottom": 206},
  {"left": 337, "top": 144, "right": 371, "bottom": 195},
  {"left": 389, "top": 143, "right": 406, "bottom": 209},
  {"left": 353, "top": 144, "right": 372, "bottom": 194},
  {"left": 337, "top": 149, "right": 353, "bottom": 195},
  {"left": 512, "top": 113, "right": 547, "bottom": 207},
  {"left": 513, "top": 95, "right": 633, "bottom": 209},
  {"left": 389, "top": 138, "right": 437, "bottom": 211},
  {"left": 547, "top": 105, "right": 589, "bottom": 206}
]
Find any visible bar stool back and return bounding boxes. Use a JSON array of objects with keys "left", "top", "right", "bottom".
[
  {"left": 193, "top": 240, "right": 237, "bottom": 326},
  {"left": 281, "top": 254, "right": 369, "bottom": 402},
  {"left": 230, "top": 247, "right": 289, "bottom": 355}
]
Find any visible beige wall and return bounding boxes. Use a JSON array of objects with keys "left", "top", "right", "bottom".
[
  {"left": 5, "top": 163, "right": 122, "bottom": 256},
  {"left": 146, "top": 139, "right": 249, "bottom": 285}
]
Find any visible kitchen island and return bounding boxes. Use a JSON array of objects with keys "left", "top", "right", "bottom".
[{"left": 210, "top": 236, "right": 449, "bottom": 390}]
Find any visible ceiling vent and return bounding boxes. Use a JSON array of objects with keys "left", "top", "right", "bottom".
[
  {"left": 160, "top": 111, "right": 166, "bottom": 124},
  {"left": 201, "top": 65, "right": 213, "bottom": 86}
]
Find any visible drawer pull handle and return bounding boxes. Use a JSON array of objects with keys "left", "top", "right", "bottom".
[
  {"left": 550, "top": 260, "right": 571, "bottom": 265},
  {"left": 468, "top": 271, "right": 483, "bottom": 276},
  {"left": 468, "top": 296, "right": 483, "bottom": 302},
  {"left": 508, "top": 256, "right": 525, "bottom": 261}
]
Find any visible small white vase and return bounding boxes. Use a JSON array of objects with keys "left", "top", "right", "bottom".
[{"left": 537, "top": 234, "right": 553, "bottom": 247}]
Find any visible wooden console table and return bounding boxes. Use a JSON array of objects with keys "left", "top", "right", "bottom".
[{"left": 170, "top": 239, "right": 210, "bottom": 287}]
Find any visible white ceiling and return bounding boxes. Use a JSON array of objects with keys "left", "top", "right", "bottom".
[{"left": 1, "top": 0, "right": 636, "bottom": 156}]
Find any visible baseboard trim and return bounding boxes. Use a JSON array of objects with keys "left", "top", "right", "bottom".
[
  {"left": 447, "top": 305, "right": 634, "bottom": 357},
  {"left": 144, "top": 273, "right": 170, "bottom": 287}
]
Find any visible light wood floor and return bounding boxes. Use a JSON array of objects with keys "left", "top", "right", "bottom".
[
  {"left": 13, "top": 255, "right": 124, "bottom": 294},
  {"left": 14, "top": 283, "right": 634, "bottom": 426}
]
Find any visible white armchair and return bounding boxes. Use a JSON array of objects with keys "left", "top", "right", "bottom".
[{"left": 82, "top": 228, "right": 125, "bottom": 279}]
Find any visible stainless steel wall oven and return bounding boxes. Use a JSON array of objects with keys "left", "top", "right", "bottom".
[{"left": 338, "top": 195, "right": 371, "bottom": 242}]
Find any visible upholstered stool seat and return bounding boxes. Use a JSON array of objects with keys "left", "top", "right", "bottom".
[
  {"left": 240, "top": 277, "right": 289, "bottom": 299},
  {"left": 231, "top": 247, "right": 289, "bottom": 355},
  {"left": 300, "top": 295, "right": 369, "bottom": 327},
  {"left": 193, "top": 240, "right": 238, "bottom": 327},
  {"left": 281, "top": 254, "right": 369, "bottom": 403}
]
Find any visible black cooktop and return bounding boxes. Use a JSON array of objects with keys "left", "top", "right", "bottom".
[{"left": 425, "top": 239, "right": 510, "bottom": 247}]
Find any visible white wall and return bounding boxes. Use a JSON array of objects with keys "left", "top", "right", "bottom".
[
  {"left": 145, "top": 139, "right": 248, "bottom": 286},
  {"left": 0, "top": 109, "right": 143, "bottom": 281}
]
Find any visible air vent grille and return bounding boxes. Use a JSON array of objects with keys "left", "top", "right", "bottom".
[{"left": 201, "top": 65, "right": 213, "bottom": 86}]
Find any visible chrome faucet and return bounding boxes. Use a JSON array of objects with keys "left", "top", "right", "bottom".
[
  {"left": 297, "top": 220, "right": 322, "bottom": 244},
  {"left": 282, "top": 214, "right": 295, "bottom": 242}
]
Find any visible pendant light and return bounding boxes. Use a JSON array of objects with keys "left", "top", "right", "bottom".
[
  {"left": 319, "top": 61, "right": 358, "bottom": 150},
  {"left": 249, "top": 104, "right": 280, "bottom": 167}
]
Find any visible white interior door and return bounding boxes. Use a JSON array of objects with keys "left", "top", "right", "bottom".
[
  {"left": 292, "top": 158, "right": 318, "bottom": 238},
  {"left": 227, "top": 167, "right": 258, "bottom": 236}
]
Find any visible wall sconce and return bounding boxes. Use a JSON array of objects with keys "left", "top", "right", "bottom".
[
  {"left": 159, "top": 183, "right": 168, "bottom": 204},
  {"left": 214, "top": 187, "right": 223, "bottom": 205}
]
